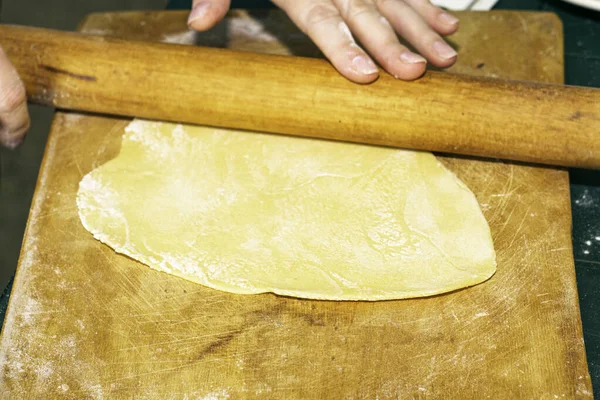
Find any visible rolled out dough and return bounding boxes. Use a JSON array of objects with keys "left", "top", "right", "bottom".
[{"left": 77, "top": 120, "right": 496, "bottom": 301}]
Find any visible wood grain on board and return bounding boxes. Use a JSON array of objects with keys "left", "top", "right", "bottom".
[{"left": 0, "top": 10, "right": 592, "bottom": 399}]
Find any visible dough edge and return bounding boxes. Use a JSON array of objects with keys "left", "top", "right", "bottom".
[{"left": 76, "top": 120, "right": 497, "bottom": 301}]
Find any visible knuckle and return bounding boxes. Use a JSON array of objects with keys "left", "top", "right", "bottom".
[
  {"left": 304, "top": 3, "right": 340, "bottom": 27},
  {"left": 0, "top": 81, "right": 26, "bottom": 115},
  {"left": 343, "top": 0, "right": 378, "bottom": 20}
]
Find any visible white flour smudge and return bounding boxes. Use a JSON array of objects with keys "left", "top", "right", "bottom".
[
  {"left": 161, "top": 30, "right": 197, "bottom": 45},
  {"left": 20, "top": 297, "right": 41, "bottom": 327},
  {"left": 82, "top": 29, "right": 112, "bottom": 36},
  {"left": 0, "top": 292, "right": 105, "bottom": 398},
  {"left": 228, "top": 18, "right": 278, "bottom": 42},
  {"left": 574, "top": 189, "right": 595, "bottom": 208},
  {"left": 200, "top": 389, "right": 230, "bottom": 400}
]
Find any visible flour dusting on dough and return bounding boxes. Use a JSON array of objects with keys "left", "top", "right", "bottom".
[
  {"left": 78, "top": 174, "right": 130, "bottom": 247},
  {"left": 77, "top": 119, "right": 496, "bottom": 301}
]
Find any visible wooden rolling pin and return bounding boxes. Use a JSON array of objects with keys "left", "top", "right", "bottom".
[{"left": 1, "top": 24, "right": 599, "bottom": 169}]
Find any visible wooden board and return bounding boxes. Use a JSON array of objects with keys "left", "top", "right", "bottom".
[{"left": 0, "top": 10, "right": 593, "bottom": 399}]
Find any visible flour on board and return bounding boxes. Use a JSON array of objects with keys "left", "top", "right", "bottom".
[
  {"left": 0, "top": 290, "right": 105, "bottom": 398},
  {"left": 199, "top": 389, "right": 230, "bottom": 400}
]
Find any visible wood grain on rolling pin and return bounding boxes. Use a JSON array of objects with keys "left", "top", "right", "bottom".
[{"left": 1, "top": 24, "right": 598, "bottom": 169}]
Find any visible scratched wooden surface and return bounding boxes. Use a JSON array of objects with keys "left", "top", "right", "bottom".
[{"left": 0, "top": 10, "right": 592, "bottom": 399}]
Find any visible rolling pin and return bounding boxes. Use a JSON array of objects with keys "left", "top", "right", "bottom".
[{"left": 1, "top": 24, "right": 599, "bottom": 169}]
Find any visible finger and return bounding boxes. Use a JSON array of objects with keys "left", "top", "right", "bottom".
[
  {"left": 334, "top": 0, "right": 426, "bottom": 81},
  {"left": 0, "top": 47, "right": 29, "bottom": 149},
  {"left": 377, "top": 0, "right": 457, "bottom": 68},
  {"left": 188, "top": 0, "right": 232, "bottom": 31},
  {"left": 273, "top": 0, "right": 379, "bottom": 84},
  {"left": 402, "top": 0, "right": 459, "bottom": 36}
]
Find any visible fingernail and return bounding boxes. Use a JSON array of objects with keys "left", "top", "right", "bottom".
[
  {"left": 433, "top": 40, "right": 457, "bottom": 60},
  {"left": 188, "top": 1, "right": 211, "bottom": 25},
  {"left": 399, "top": 51, "right": 427, "bottom": 64},
  {"left": 351, "top": 55, "right": 378, "bottom": 75},
  {"left": 439, "top": 12, "right": 459, "bottom": 26}
]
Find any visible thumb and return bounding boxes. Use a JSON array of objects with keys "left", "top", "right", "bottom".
[{"left": 188, "top": 0, "right": 232, "bottom": 32}]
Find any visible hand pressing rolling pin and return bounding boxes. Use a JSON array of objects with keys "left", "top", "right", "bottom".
[
  {"left": 188, "top": 0, "right": 459, "bottom": 82},
  {"left": 0, "top": 0, "right": 459, "bottom": 150}
]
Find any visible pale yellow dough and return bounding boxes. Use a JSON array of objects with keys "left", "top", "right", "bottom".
[{"left": 77, "top": 120, "right": 496, "bottom": 301}]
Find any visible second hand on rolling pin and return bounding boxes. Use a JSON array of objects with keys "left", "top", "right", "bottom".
[{"left": 1, "top": 24, "right": 599, "bottom": 169}]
